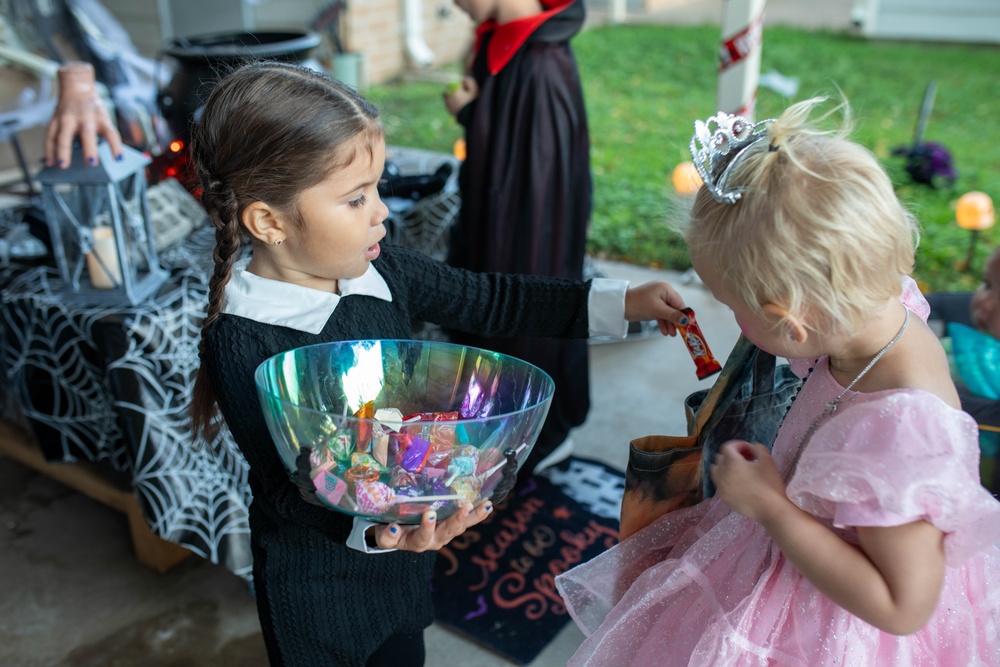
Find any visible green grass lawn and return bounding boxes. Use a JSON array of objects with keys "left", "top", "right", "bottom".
[{"left": 368, "top": 24, "right": 1000, "bottom": 293}]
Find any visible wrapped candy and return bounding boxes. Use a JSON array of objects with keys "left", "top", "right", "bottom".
[
  {"left": 374, "top": 407, "right": 405, "bottom": 432},
  {"left": 429, "top": 411, "right": 460, "bottom": 454},
  {"left": 356, "top": 480, "right": 395, "bottom": 514},
  {"left": 355, "top": 479, "right": 462, "bottom": 516},
  {"left": 391, "top": 471, "right": 447, "bottom": 499},
  {"left": 389, "top": 467, "right": 420, "bottom": 488},
  {"left": 429, "top": 477, "right": 452, "bottom": 496},
  {"left": 398, "top": 436, "right": 431, "bottom": 472},
  {"left": 372, "top": 425, "right": 390, "bottom": 467},
  {"left": 456, "top": 444, "right": 479, "bottom": 461},
  {"left": 450, "top": 476, "right": 482, "bottom": 504},
  {"left": 404, "top": 411, "right": 461, "bottom": 463},
  {"left": 309, "top": 441, "right": 339, "bottom": 475},
  {"left": 422, "top": 466, "right": 446, "bottom": 479},
  {"left": 344, "top": 465, "right": 380, "bottom": 493},
  {"left": 402, "top": 411, "right": 435, "bottom": 422},
  {"left": 351, "top": 452, "right": 382, "bottom": 470},
  {"left": 445, "top": 455, "right": 477, "bottom": 485},
  {"left": 331, "top": 433, "right": 354, "bottom": 462},
  {"left": 394, "top": 484, "right": 425, "bottom": 503},
  {"left": 677, "top": 308, "right": 722, "bottom": 380},
  {"left": 395, "top": 503, "right": 429, "bottom": 518},
  {"left": 313, "top": 470, "right": 348, "bottom": 506},
  {"left": 355, "top": 400, "right": 375, "bottom": 452}
]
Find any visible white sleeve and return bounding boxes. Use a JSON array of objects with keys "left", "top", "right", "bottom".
[
  {"left": 588, "top": 278, "right": 629, "bottom": 338},
  {"left": 346, "top": 516, "right": 396, "bottom": 554}
]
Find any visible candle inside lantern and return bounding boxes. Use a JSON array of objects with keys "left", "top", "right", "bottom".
[{"left": 86, "top": 226, "right": 122, "bottom": 289}]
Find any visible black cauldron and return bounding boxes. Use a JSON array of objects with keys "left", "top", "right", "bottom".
[{"left": 159, "top": 31, "right": 321, "bottom": 142}]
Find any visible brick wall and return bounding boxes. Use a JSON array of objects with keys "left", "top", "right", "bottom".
[{"left": 344, "top": 1, "right": 474, "bottom": 85}]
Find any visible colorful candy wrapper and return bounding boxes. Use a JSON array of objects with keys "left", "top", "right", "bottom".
[
  {"left": 429, "top": 411, "right": 460, "bottom": 451},
  {"left": 356, "top": 480, "right": 395, "bottom": 514},
  {"left": 398, "top": 436, "right": 432, "bottom": 472},
  {"left": 372, "top": 425, "right": 390, "bottom": 467},
  {"left": 354, "top": 400, "right": 375, "bottom": 452},
  {"left": 313, "top": 470, "right": 348, "bottom": 506},
  {"left": 456, "top": 444, "right": 479, "bottom": 461},
  {"left": 374, "top": 407, "right": 405, "bottom": 432},
  {"left": 404, "top": 411, "right": 460, "bottom": 461},
  {"left": 350, "top": 452, "right": 380, "bottom": 468},
  {"left": 356, "top": 479, "right": 462, "bottom": 516},
  {"left": 309, "top": 441, "right": 338, "bottom": 474},
  {"left": 332, "top": 433, "right": 353, "bottom": 462},
  {"left": 390, "top": 467, "right": 419, "bottom": 488},
  {"left": 422, "top": 465, "right": 446, "bottom": 479},
  {"left": 450, "top": 476, "right": 482, "bottom": 503},
  {"left": 677, "top": 307, "right": 721, "bottom": 380},
  {"left": 445, "top": 455, "right": 477, "bottom": 485},
  {"left": 344, "top": 465, "right": 380, "bottom": 493}
]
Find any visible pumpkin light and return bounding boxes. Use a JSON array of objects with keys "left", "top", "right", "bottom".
[
  {"left": 671, "top": 161, "right": 703, "bottom": 195},
  {"left": 955, "top": 191, "right": 995, "bottom": 271}
]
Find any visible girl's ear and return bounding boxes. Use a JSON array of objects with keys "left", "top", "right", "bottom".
[
  {"left": 762, "top": 303, "right": 809, "bottom": 344},
  {"left": 241, "top": 202, "right": 286, "bottom": 246}
]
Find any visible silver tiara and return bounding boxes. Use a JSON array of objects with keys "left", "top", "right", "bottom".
[{"left": 689, "top": 112, "right": 775, "bottom": 204}]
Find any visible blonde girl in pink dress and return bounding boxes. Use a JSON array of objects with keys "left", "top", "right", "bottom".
[{"left": 555, "top": 98, "right": 1000, "bottom": 665}]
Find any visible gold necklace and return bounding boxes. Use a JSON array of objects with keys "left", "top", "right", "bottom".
[{"left": 782, "top": 308, "right": 911, "bottom": 481}]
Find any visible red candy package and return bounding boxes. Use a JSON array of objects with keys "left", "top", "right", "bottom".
[{"left": 677, "top": 307, "right": 721, "bottom": 380}]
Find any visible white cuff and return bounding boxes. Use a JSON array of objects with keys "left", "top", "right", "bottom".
[
  {"left": 588, "top": 278, "right": 629, "bottom": 338},
  {"left": 346, "top": 516, "right": 396, "bottom": 554}
]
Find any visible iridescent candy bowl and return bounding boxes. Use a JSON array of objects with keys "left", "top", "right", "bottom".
[{"left": 255, "top": 339, "right": 554, "bottom": 524}]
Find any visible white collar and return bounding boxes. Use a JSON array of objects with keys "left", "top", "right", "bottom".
[{"left": 221, "top": 256, "right": 393, "bottom": 334}]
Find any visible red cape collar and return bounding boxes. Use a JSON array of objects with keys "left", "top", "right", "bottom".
[{"left": 475, "top": 0, "right": 573, "bottom": 75}]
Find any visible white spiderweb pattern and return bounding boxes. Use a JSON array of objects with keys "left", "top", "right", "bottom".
[
  {"left": 382, "top": 148, "right": 461, "bottom": 262},
  {"left": 2, "top": 227, "right": 253, "bottom": 578},
  {"left": 1, "top": 148, "right": 463, "bottom": 580}
]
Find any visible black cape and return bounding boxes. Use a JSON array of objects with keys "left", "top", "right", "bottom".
[{"left": 448, "top": 0, "right": 593, "bottom": 473}]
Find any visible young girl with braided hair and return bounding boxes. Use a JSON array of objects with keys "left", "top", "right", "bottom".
[
  {"left": 555, "top": 98, "right": 1000, "bottom": 665},
  {"left": 186, "top": 61, "right": 689, "bottom": 667}
]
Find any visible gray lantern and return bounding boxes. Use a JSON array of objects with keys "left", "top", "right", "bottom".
[{"left": 36, "top": 141, "right": 168, "bottom": 305}]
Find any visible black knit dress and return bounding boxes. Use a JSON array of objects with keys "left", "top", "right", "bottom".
[{"left": 203, "top": 243, "right": 591, "bottom": 666}]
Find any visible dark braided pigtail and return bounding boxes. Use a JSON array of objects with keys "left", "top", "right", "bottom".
[{"left": 190, "top": 175, "right": 246, "bottom": 443}]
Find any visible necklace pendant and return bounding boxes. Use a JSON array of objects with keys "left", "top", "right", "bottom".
[{"left": 826, "top": 400, "right": 839, "bottom": 414}]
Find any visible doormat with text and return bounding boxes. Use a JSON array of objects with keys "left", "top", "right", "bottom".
[{"left": 431, "top": 456, "right": 625, "bottom": 665}]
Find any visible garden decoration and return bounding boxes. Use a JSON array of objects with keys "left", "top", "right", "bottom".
[
  {"left": 671, "top": 161, "right": 703, "bottom": 196},
  {"left": 956, "top": 191, "right": 996, "bottom": 271},
  {"left": 892, "top": 80, "right": 957, "bottom": 188}
]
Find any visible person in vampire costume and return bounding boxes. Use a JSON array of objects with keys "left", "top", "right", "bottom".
[{"left": 444, "top": 0, "right": 593, "bottom": 475}]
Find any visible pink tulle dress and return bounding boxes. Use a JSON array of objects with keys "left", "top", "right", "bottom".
[{"left": 556, "top": 280, "right": 1000, "bottom": 666}]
